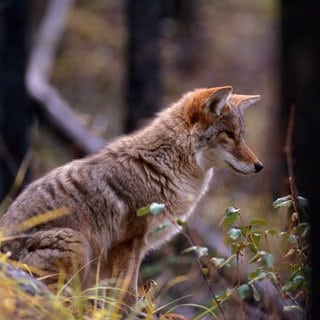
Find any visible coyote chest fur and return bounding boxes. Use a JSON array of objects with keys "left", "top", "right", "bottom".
[{"left": 0, "top": 86, "right": 263, "bottom": 306}]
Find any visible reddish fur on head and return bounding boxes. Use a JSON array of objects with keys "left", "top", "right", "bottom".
[{"left": 184, "top": 86, "right": 233, "bottom": 126}]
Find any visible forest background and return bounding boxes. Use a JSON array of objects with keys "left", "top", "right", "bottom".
[{"left": 0, "top": 0, "right": 319, "bottom": 319}]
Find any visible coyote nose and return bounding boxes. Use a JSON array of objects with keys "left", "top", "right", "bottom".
[{"left": 254, "top": 162, "right": 264, "bottom": 173}]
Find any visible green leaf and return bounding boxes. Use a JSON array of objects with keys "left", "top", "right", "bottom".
[
  {"left": 149, "top": 202, "right": 165, "bottom": 215},
  {"left": 237, "top": 284, "right": 250, "bottom": 300},
  {"left": 249, "top": 218, "right": 267, "bottom": 226},
  {"left": 220, "top": 207, "right": 240, "bottom": 229},
  {"left": 182, "top": 246, "right": 197, "bottom": 254},
  {"left": 136, "top": 205, "right": 151, "bottom": 217},
  {"left": 281, "top": 275, "right": 304, "bottom": 292},
  {"left": 251, "top": 284, "right": 261, "bottom": 301},
  {"left": 201, "top": 268, "right": 208, "bottom": 275},
  {"left": 249, "top": 251, "right": 274, "bottom": 268},
  {"left": 136, "top": 202, "right": 165, "bottom": 217},
  {"left": 227, "top": 228, "right": 241, "bottom": 240},
  {"left": 279, "top": 231, "right": 289, "bottom": 236},
  {"left": 211, "top": 253, "right": 236, "bottom": 268},
  {"left": 153, "top": 222, "right": 171, "bottom": 233},
  {"left": 262, "top": 252, "right": 275, "bottom": 268},
  {"left": 211, "top": 299, "right": 218, "bottom": 309},
  {"left": 283, "top": 305, "right": 304, "bottom": 313},
  {"left": 196, "top": 246, "right": 209, "bottom": 258},
  {"left": 176, "top": 218, "right": 187, "bottom": 227},
  {"left": 272, "top": 195, "right": 292, "bottom": 210},
  {"left": 211, "top": 257, "right": 226, "bottom": 267},
  {"left": 279, "top": 231, "right": 289, "bottom": 241},
  {"left": 288, "top": 234, "right": 298, "bottom": 247},
  {"left": 267, "top": 228, "right": 279, "bottom": 236},
  {"left": 215, "top": 288, "right": 233, "bottom": 302},
  {"left": 225, "top": 206, "right": 240, "bottom": 216},
  {"left": 292, "top": 275, "right": 304, "bottom": 283},
  {"left": 248, "top": 270, "right": 267, "bottom": 283},
  {"left": 287, "top": 266, "right": 303, "bottom": 281},
  {"left": 297, "top": 196, "right": 308, "bottom": 207},
  {"left": 275, "top": 200, "right": 292, "bottom": 209},
  {"left": 182, "top": 246, "right": 208, "bottom": 258},
  {"left": 292, "top": 223, "right": 310, "bottom": 237},
  {"left": 282, "top": 281, "right": 296, "bottom": 292}
]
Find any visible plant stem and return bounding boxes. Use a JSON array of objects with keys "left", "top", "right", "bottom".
[{"left": 176, "top": 222, "right": 226, "bottom": 319}]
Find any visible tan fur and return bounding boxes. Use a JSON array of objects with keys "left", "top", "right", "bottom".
[{"left": 0, "top": 86, "right": 263, "bottom": 307}]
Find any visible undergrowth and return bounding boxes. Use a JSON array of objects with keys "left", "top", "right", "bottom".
[{"left": 0, "top": 193, "right": 311, "bottom": 320}]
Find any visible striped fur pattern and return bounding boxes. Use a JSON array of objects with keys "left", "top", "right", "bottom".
[{"left": 0, "top": 86, "right": 263, "bottom": 306}]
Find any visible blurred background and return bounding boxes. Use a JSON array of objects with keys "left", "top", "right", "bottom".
[{"left": 0, "top": 0, "right": 318, "bottom": 319}]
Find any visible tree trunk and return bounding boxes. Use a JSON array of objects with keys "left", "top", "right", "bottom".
[
  {"left": 281, "top": 1, "right": 320, "bottom": 318},
  {"left": 125, "top": 0, "right": 162, "bottom": 132},
  {"left": 0, "top": 0, "right": 33, "bottom": 202}
]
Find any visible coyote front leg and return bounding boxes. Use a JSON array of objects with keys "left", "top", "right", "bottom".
[{"left": 107, "top": 238, "right": 144, "bottom": 309}]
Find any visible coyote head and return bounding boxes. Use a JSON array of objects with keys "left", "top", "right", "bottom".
[{"left": 184, "top": 86, "right": 263, "bottom": 175}]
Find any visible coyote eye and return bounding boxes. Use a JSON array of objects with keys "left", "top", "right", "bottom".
[{"left": 224, "top": 130, "right": 235, "bottom": 139}]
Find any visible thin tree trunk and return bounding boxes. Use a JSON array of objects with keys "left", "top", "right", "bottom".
[
  {"left": 0, "top": 0, "right": 33, "bottom": 202},
  {"left": 125, "top": 0, "right": 162, "bottom": 132},
  {"left": 281, "top": 2, "right": 320, "bottom": 318}
]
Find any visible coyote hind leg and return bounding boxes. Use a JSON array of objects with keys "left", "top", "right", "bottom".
[{"left": 17, "top": 228, "right": 94, "bottom": 289}]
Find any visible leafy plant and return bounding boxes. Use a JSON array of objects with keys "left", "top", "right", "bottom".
[{"left": 179, "top": 196, "right": 310, "bottom": 319}]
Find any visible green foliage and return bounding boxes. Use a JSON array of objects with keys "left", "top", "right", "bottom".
[{"left": 193, "top": 198, "right": 311, "bottom": 318}]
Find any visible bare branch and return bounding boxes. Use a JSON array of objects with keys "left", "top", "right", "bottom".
[
  {"left": 284, "top": 104, "right": 308, "bottom": 222},
  {"left": 26, "top": 0, "right": 106, "bottom": 154}
]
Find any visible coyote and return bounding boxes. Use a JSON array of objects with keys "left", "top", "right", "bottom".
[{"left": 0, "top": 86, "right": 263, "bottom": 307}]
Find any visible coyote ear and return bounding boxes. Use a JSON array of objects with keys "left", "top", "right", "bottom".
[
  {"left": 230, "top": 94, "right": 261, "bottom": 112},
  {"left": 205, "top": 86, "right": 233, "bottom": 116}
]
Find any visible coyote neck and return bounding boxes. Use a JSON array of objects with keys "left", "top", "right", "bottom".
[{"left": 110, "top": 106, "right": 203, "bottom": 181}]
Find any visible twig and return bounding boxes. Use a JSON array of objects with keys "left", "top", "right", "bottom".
[
  {"left": 284, "top": 103, "right": 299, "bottom": 221},
  {"left": 176, "top": 223, "right": 226, "bottom": 319},
  {"left": 284, "top": 103, "right": 308, "bottom": 222},
  {"left": 26, "top": 0, "right": 106, "bottom": 155}
]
